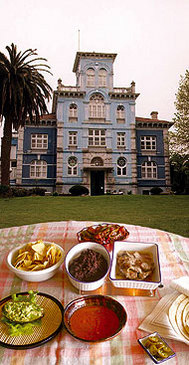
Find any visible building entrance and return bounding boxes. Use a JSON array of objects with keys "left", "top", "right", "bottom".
[{"left": 90, "top": 170, "right": 104, "bottom": 196}]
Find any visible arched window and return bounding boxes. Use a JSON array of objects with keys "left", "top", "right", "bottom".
[
  {"left": 86, "top": 68, "right": 95, "bottom": 87},
  {"left": 68, "top": 156, "right": 78, "bottom": 176},
  {"left": 117, "top": 157, "right": 127, "bottom": 176},
  {"left": 89, "top": 94, "right": 105, "bottom": 119},
  {"left": 91, "top": 157, "right": 103, "bottom": 166},
  {"left": 30, "top": 160, "right": 47, "bottom": 178},
  {"left": 69, "top": 103, "right": 78, "bottom": 121},
  {"left": 141, "top": 161, "right": 157, "bottom": 179},
  {"left": 116, "top": 105, "right": 125, "bottom": 121},
  {"left": 98, "top": 68, "right": 107, "bottom": 87}
]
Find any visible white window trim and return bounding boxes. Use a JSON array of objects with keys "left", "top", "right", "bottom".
[
  {"left": 116, "top": 105, "right": 125, "bottom": 120},
  {"left": 69, "top": 103, "right": 78, "bottom": 119},
  {"left": 141, "top": 161, "right": 157, "bottom": 179},
  {"left": 31, "top": 134, "right": 48, "bottom": 149},
  {"left": 117, "top": 132, "right": 126, "bottom": 147},
  {"left": 140, "top": 136, "right": 156, "bottom": 151},
  {"left": 88, "top": 129, "right": 106, "bottom": 147},
  {"left": 89, "top": 94, "right": 105, "bottom": 119},
  {"left": 67, "top": 156, "right": 78, "bottom": 176},
  {"left": 98, "top": 69, "right": 107, "bottom": 87},
  {"left": 117, "top": 157, "right": 127, "bottom": 176},
  {"left": 86, "top": 68, "right": 95, "bottom": 87},
  {"left": 68, "top": 131, "right": 77, "bottom": 146},
  {"left": 30, "top": 160, "right": 47, "bottom": 179}
]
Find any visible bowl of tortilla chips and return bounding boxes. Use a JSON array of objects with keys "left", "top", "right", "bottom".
[{"left": 7, "top": 240, "right": 65, "bottom": 282}]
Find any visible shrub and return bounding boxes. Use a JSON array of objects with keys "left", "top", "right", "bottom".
[
  {"left": 69, "top": 185, "right": 89, "bottom": 196},
  {"left": 0, "top": 185, "right": 12, "bottom": 197},
  {"left": 30, "top": 187, "right": 47, "bottom": 196},
  {"left": 150, "top": 187, "right": 163, "bottom": 195},
  {"left": 11, "top": 188, "right": 29, "bottom": 197}
]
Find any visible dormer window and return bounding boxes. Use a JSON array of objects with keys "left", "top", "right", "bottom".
[
  {"left": 98, "top": 68, "right": 107, "bottom": 87},
  {"left": 86, "top": 68, "right": 95, "bottom": 87}
]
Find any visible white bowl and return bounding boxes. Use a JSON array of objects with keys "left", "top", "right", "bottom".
[
  {"left": 7, "top": 242, "right": 65, "bottom": 282},
  {"left": 64, "top": 242, "right": 110, "bottom": 291},
  {"left": 109, "top": 241, "right": 161, "bottom": 290}
]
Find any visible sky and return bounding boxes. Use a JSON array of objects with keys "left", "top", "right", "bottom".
[{"left": 0, "top": 0, "right": 189, "bottom": 142}]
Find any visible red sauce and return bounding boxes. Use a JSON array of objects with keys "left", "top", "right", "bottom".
[{"left": 70, "top": 305, "right": 120, "bottom": 341}]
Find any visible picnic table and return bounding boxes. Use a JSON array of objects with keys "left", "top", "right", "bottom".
[{"left": 0, "top": 220, "right": 188, "bottom": 364}]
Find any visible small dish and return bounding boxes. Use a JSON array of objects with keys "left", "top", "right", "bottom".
[
  {"left": 64, "top": 295, "right": 127, "bottom": 342},
  {"left": 138, "top": 332, "right": 176, "bottom": 363},
  {"left": 77, "top": 223, "right": 129, "bottom": 251},
  {"left": 109, "top": 241, "right": 161, "bottom": 290},
  {"left": 7, "top": 242, "right": 65, "bottom": 282},
  {"left": 64, "top": 241, "right": 110, "bottom": 291}
]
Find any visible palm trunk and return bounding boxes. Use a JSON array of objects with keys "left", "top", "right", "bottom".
[{"left": 1, "top": 116, "right": 12, "bottom": 186}]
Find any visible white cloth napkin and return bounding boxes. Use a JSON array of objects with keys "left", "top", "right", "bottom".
[{"left": 138, "top": 276, "right": 189, "bottom": 345}]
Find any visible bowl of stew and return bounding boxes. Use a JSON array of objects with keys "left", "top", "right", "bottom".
[{"left": 63, "top": 295, "right": 127, "bottom": 342}]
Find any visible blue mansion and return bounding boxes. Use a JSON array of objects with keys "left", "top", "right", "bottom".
[{"left": 9, "top": 52, "right": 172, "bottom": 195}]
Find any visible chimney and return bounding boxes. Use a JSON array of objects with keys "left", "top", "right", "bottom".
[{"left": 151, "top": 111, "right": 158, "bottom": 119}]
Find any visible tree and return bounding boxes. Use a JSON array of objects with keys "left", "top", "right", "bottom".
[
  {"left": 169, "top": 69, "right": 189, "bottom": 156},
  {"left": 0, "top": 43, "right": 52, "bottom": 185},
  {"left": 170, "top": 153, "right": 189, "bottom": 194}
]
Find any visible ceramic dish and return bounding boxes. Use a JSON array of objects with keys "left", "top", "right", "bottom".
[
  {"left": 138, "top": 332, "right": 176, "bottom": 363},
  {"left": 109, "top": 241, "right": 161, "bottom": 290},
  {"left": 7, "top": 242, "right": 65, "bottom": 282},
  {"left": 64, "top": 241, "right": 110, "bottom": 291},
  {"left": 64, "top": 295, "right": 127, "bottom": 342}
]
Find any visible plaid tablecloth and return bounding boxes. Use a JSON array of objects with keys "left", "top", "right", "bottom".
[{"left": 0, "top": 221, "right": 188, "bottom": 365}]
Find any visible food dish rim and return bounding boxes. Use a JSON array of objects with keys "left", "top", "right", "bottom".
[
  {"left": 6, "top": 241, "right": 65, "bottom": 282},
  {"left": 64, "top": 241, "right": 110, "bottom": 286},
  {"left": 63, "top": 294, "right": 127, "bottom": 342},
  {"left": 0, "top": 292, "right": 64, "bottom": 349},
  {"left": 109, "top": 241, "right": 161, "bottom": 289},
  {"left": 138, "top": 331, "right": 176, "bottom": 363}
]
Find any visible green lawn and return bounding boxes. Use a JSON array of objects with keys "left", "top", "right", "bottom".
[{"left": 0, "top": 195, "right": 188, "bottom": 237}]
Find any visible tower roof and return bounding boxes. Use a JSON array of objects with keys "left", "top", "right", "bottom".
[{"left": 73, "top": 51, "right": 117, "bottom": 72}]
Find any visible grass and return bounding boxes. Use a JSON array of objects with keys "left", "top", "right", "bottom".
[{"left": 0, "top": 195, "right": 188, "bottom": 237}]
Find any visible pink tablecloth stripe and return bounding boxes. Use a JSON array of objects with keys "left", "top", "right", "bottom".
[{"left": 0, "top": 221, "right": 188, "bottom": 365}]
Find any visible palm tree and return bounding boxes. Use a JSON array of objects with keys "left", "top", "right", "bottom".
[{"left": 0, "top": 43, "right": 52, "bottom": 186}]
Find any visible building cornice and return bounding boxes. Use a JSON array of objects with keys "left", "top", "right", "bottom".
[
  {"left": 73, "top": 51, "right": 117, "bottom": 72},
  {"left": 136, "top": 116, "right": 173, "bottom": 129}
]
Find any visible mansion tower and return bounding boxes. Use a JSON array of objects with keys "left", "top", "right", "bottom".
[{"left": 9, "top": 52, "right": 172, "bottom": 195}]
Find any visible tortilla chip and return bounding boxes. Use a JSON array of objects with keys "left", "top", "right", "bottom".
[{"left": 13, "top": 240, "right": 62, "bottom": 271}]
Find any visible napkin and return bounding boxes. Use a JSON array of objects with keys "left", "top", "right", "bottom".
[{"left": 138, "top": 276, "right": 189, "bottom": 345}]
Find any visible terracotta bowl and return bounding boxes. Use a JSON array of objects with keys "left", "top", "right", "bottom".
[{"left": 64, "top": 295, "right": 127, "bottom": 342}]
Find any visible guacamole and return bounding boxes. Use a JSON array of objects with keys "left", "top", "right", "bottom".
[{"left": 2, "top": 301, "right": 43, "bottom": 323}]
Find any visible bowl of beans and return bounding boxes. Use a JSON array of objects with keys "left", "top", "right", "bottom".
[{"left": 64, "top": 242, "right": 110, "bottom": 291}]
